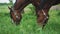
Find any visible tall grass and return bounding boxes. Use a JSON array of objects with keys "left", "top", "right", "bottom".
[{"left": 0, "top": 4, "right": 60, "bottom": 34}]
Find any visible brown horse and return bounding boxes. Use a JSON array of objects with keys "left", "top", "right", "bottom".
[{"left": 8, "top": 0, "right": 60, "bottom": 28}]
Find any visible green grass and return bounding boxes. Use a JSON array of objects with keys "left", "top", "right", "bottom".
[{"left": 0, "top": 4, "right": 60, "bottom": 34}]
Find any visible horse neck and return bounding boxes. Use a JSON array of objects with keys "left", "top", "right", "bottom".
[{"left": 13, "top": 0, "right": 30, "bottom": 11}]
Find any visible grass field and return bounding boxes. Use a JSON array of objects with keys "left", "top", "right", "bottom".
[{"left": 0, "top": 4, "right": 60, "bottom": 34}]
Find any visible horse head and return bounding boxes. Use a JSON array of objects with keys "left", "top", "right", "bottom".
[{"left": 8, "top": 6, "right": 22, "bottom": 25}]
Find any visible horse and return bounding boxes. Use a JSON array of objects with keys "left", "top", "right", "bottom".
[{"left": 8, "top": 0, "right": 60, "bottom": 28}]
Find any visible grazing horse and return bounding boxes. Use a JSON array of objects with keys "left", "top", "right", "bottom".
[{"left": 8, "top": 0, "right": 60, "bottom": 28}]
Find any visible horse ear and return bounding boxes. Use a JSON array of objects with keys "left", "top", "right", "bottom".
[
  {"left": 8, "top": 6, "right": 11, "bottom": 10},
  {"left": 8, "top": 6, "right": 13, "bottom": 12}
]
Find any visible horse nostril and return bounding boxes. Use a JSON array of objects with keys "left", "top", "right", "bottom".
[{"left": 15, "top": 22, "right": 20, "bottom": 25}]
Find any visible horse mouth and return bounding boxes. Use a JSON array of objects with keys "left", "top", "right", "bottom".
[{"left": 11, "top": 19, "right": 20, "bottom": 25}]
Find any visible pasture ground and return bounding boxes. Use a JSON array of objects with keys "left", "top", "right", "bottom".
[{"left": 0, "top": 4, "right": 60, "bottom": 34}]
